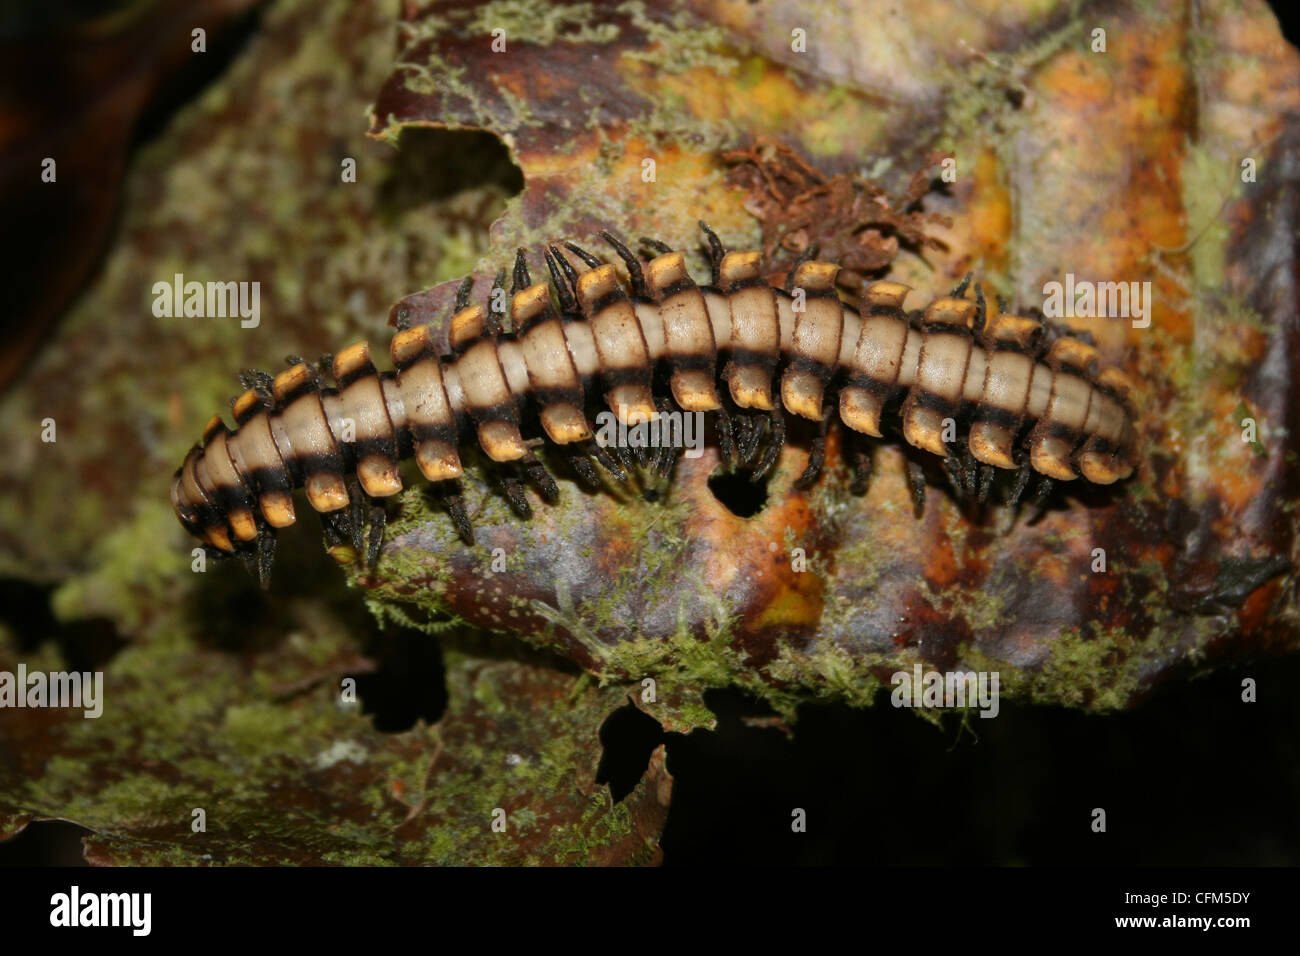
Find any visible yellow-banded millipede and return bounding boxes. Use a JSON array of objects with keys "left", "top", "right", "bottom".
[{"left": 171, "top": 224, "right": 1140, "bottom": 585}]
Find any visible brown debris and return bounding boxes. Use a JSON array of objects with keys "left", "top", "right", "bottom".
[{"left": 723, "top": 137, "right": 953, "bottom": 290}]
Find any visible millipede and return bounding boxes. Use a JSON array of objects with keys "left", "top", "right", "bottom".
[{"left": 171, "top": 223, "right": 1141, "bottom": 586}]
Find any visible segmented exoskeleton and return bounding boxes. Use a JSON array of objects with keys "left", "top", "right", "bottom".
[{"left": 171, "top": 224, "right": 1140, "bottom": 585}]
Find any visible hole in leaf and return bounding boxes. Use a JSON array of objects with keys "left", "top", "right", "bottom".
[
  {"left": 595, "top": 702, "right": 664, "bottom": 803},
  {"left": 0, "top": 577, "right": 126, "bottom": 670},
  {"left": 0, "top": 820, "right": 92, "bottom": 866},
  {"left": 708, "top": 467, "right": 769, "bottom": 518},
  {"left": 348, "top": 626, "right": 448, "bottom": 733},
  {"left": 377, "top": 128, "right": 524, "bottom": 212}
]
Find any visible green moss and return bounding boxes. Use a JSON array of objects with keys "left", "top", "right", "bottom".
[{"left": 468, "top": 1, "right": 622, "bottom": 47}]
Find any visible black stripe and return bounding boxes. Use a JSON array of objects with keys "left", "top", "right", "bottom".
[
  {"left": 1091, "top": 380, "right": 1122, "bottom": 403},
  {"left": 972, "top": 404, "right": 1021, "bottom": 431},
  {"left": 907, "top": 389, "right": 958, "bottom": 416},
  {"left": 588, "top": 289, "right": 629, "bottom": 315},
  {"left": 467, "top": 399, "right": 521, "bottom": 427},
  {"left": 599, "top": 365, "right": 653, "bottom": 390},
  {"left": 658, "top": 277, "right": 696, "bottom": 299},
  {"left": 514, "top": 304, "right": 558, "bottom": 337},
  {"left": 276, "top": 370, "right": 318, "bottom": 405},
  {"left": 205, "top": 471, "right": 255, "bottom": 518},
  {"left": 723, "top": 274, "right": 768, "bottom": 293},
  {"left": 844, "top": 370, "right": 896, "bottom": 399},
  {"left": 233, "top": 394, "right": 270, "bottom": 427},
  {"left": 292, "top": 450, "right": 347, "bottom": 482},
  {"left": 992, "top": 339, "right": 1034, "bottom": 355},
  {"left": 667, "top": 353, "right": 715, "bottom": 374},
  {"left": 1039, "top": 421, "right": 1080, "bottom": 445},
  {"left": 406, "top": 418, "right": 458, "bottom": 447},
  {"left": 248, "top": 463, "right": 294, "bottom": 495},
  {"left": 725, "top": 346, "right": 779, "bottom": 369},
  {"left": 391, "top": 339, "right": 435, "bottom": 373},
  {"left": 529, "top": 384, "right": 586, "bottom": 410},
  {"left": 785, "top": 354, "right": 834, "bottom": 383},
  {"left": 335, "top": 361, "right": 377, "bottom": 391}
]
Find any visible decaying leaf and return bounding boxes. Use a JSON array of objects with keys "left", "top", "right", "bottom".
[{"left": 360, "top": 0, "right": 1300, "bottom": 725}]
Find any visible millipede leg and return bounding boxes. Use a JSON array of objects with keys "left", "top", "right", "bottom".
[
  {"left": 347, "top": 478, "right": 367, "bottom": 555},
  {"left": 942, "top": 454, "right": 966, "bottom": 502},
  {"left": 784, "top": 242, "right": 820, "bottom": 291},
  {"left": 972, "top": 284, "right": 987, "bottom": 335},
  {"left": 366, "top": 505, "right": 386, "bottom": 568},
  {"left": 511, "top": 248, "right": 531, "bottom": 294},
  {"left": 639, "top": 237, "right": 674, "bottom": 256},
  {"left": 562, "top": 240, "right": 602, "bottom": 269},
  {"left": 321, "top": 507, "right": 353, "bottom": 549},
  {"left": 238, "top": 368, "right": 276, "bottom": 399},
  {"left": 454, "top": 275, "right": 474, "bottom": 311},
  {"left": 1008, "top": 458, "right": 1033, "bottom": 509},
  {"left": 486, "top": 267, "right": 507, "bottom": 335},
  {"left": 499, "top": 466, "right": 532, "bottom": 520},
  {"left": 1026, "top": 476, "right": 1055, "bottom": 522},
  {"left": 700, "top": 221, "right": 726, "bottom": 286},
  {"left": 568, "top": 449, "right": 601, "bottom": 487},
  {"left": 716, "top": 407, "right": 736, "bottom": 469},
  {"left": 631, "top": 432, "right": 650, "bottom": 469},
  {"left": 737, "top": 412, "right": 766, "bottom": 466},
  {"left": 586, "top": 439, "right": 627, "bottom": 482},
  {"left": 950, "top": 272, "right": 974, "bottom": 297},
  {"left": 794, "top": 408, "right": 831, "bottom": 489},
  {"left": 600, "top": 232, "right": 649, "bottom": 299},
  {"left": 657, "top": 439, "right": 682, "bottom": 480},
  {"left": 523, "top": 456, "right": 560, "bottom": 504},
  {"left": 961, "top": 444, "right": 978, "bottom": 500},
  {"left": 847, "top": 432, "right": 872, "bottom": 495},
  {"left": 613, "top": 443, "right": 641, "bottom": 475},
  {"left": 544, "top": 247, "right": 579, "bottom": 314},
  {"left": 651, "top": 396, "right": 679, "bottom": 478},
  {"left": 977, "top": 464, "right": 995, "bottom": 505},
  {"left": 444, "top": 488, "right": 474, "bottom": 545},
  {"left": 750, "top": 409, "right": 785, "bottom": 482},
  {"left": 202, "top": 544, "right": 234, "bottom": 566},
  {"left": 906, "top": 458, "right": 927, "bottom": 518},
  {"left": 255, "top": 528, "right": 277, "bottom": 590}
]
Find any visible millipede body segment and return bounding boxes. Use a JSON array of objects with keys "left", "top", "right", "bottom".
[{"left": 171, "top": 225, "right": 1140, "bottom": 584}]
